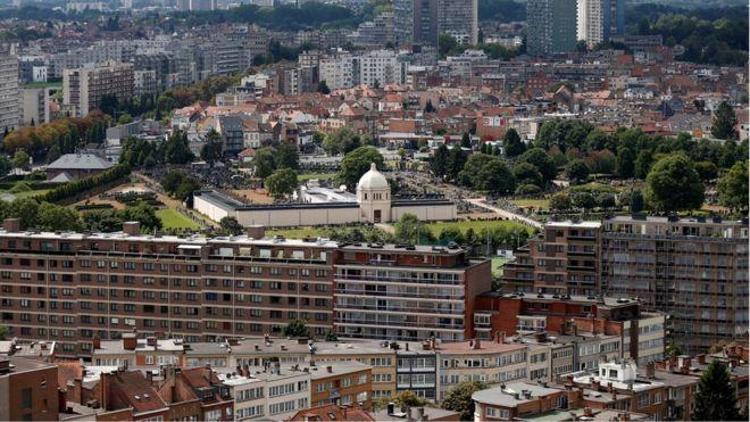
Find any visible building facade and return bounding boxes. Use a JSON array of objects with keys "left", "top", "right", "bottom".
[
  {"left": 577, "top": 0, "right": 625, "bottom": 47},
  {"left": 526, "top": 0, "right": 578, "bottom": 56},
  {"left": 0, "top": 50, "right": 20, "bottom": 132},
  {"left": 0, "top": 219, "right": 489, "bottom": 358},
  {"left": 63, "top": 61, "right": 134, "bottom": 117}
]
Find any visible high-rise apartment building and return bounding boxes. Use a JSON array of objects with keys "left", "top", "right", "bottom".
[
  {"left": 502, "top": 216, "right": 749, "bottom": 354},
  {"left": 398, "top": 0, "right": 478, "bottom": 46},
  {"left": 0, "top": 50, "right": 19, "bottom": 132},
  {"left": 333, "top": 244, "right": 490, "bottom": 342},
  {"left": 577, "top": 0, "right": 625, "bottom": 47},
  {"left": 413, "top": 0, "right": 439, "bottom": 46},
  {"left": 63, "top": 61, "right": 134, "bottom": 117},
  {"left": 601, "top": 215, "right": 749, "bottom": 354},
  {"left": 526, "top": 0, "right": 578, "bottom": 56},
  {"left": 319, "top": 52, "right": 354, "bottom": 90},
  {"left": 437, "top": 0, "right": 478, "bottom": 45},
  {"left": 0, "top": 219, "right": 490, "bottom": 358},
  {"left": 356, "top": 50, "right": 405, "bottom": 87}
]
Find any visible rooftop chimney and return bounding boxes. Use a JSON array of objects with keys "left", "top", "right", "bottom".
[
  {"left": 646, "top": 362, "right": 656, "bottom": 379},
  {"left": 3, "top": 218, "right": 20, "bottom": 232},
  {"left": 123, "top": 221, "right": 141, "bottom": 235},
  {"left": 122, "top": 333, "right": 137, "bottom": 350},
  {"left": 92, "top": 337, "right": 101, "bottom": 350},
  {"left": 472, "top": 338, "right": 481, "bottom": 350},
  {"left": 246, "top": 225, "right": 265, "bottom": 239},
  {"left": 326, "top": 365, "right": 333, "bottom": 373},
  {"left": 584, "top": 407, "right": 594, "bottom": 417}
]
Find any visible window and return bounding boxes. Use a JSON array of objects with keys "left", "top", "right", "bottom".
[{"left": 21, "top": 388, "right": 32, "bottom": 408}]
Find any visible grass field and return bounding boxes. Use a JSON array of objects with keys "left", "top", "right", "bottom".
[
  {"left": 424, "top": 219, "right": 534, "bottom": 237},
  {"left": 298, "top": 172, "right": 338, "bottom": 182},
  {"left": 266, "top": 226, "right": 328, "bottom": 239},
  {"left": 511, "top": 198, "right": 550, "bottom": 209},
  {"left": 156, "top": 208, "right": 200, "bottom": 230}
]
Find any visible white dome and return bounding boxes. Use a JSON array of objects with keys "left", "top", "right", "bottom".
[{"left": 357, "top": 163, "right": 389, "bottom": 191}]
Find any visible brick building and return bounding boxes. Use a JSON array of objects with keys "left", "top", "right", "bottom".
[
  {"left": 474, "top": 293, "right": 666, "bottom": 366},
  {"left": 0, "top": 357, "right": 59, "bottom": 421},
  {"left": 0, "top": 219, "right": 490, "bottom": 357},
  {"left": 501, "top": 216, "right": 748, "bottom": 353}
]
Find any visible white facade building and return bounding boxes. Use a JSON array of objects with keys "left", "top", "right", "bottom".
[{"left": 357, "top": 50, "right": 405, "bottom": 87}]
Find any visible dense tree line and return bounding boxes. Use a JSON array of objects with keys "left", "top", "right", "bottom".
[
  {"left": 253, "top": 143, "right": 300, "bottom": 179},
  {"left": 628, "top": 3, "right": 748, "bottom": 66},
  {"left": 1, "top": 112, "right": 109, "bottom": 161},
  {"left": 172, "top": 2, "right": 360, "bottom": 31},
  {"left": 120, "top": 131, "right": 195, "bottom": 168},
  {"left": 478, "top": 0, "right": 526, "bottom": 23},
  {"left": 156, "top": 74, "right": 238, "bottom": 115},
  {"left": 41, "top": 164, "right": 131, "bottom": 203},
  {"left": 161, "top": 170, "right": 201, "bottom": 201}
]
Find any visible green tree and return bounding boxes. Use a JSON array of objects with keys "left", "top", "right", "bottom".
[
  {"left": 566, "top": 159, "right": 589, "bottom": 184},
  {"left": 117, "top": 113, "right": 133, "bottom": 125},
  {"left": 550, "top": 192, "right": 571, "bottom": 211},
  {"left": 317, "top": 80, "right": 330, "bottom": 94},
  {"left": 711, "top": 101, "right": 737, "bottom": 140},
  {"left": 446, "top": 143, "right": 467, "bottom": 182},
  {"left": 615, "top": 147, "right": 635, "bottom": 178},
  {"left": 513, "top": 162, "right": 543, "bottom": 187},
  {"left": 38, "top": 202, "right": 82, "bottom": 232},
  {"left": 219, "top": 216, "right": 244, "bottom": 236},
  {"left": 394, "top": 213, "right": 434, "bottom": 244},
  {"left": 692, "top": 360, "right": 743, "bottom": 421},
  {"left": 717, "top": 160, "right": 748, "bottom": 213},
  {"left": 10, "top": 197, "right": 39, "bottom": 229},
  {"left": 0, "top": 325, "right": 7, "bottom": 340},
  {"left": 572, "top": 191, "right": 596, "bottom": 210},
  {"left": 200, "top": 129, "right": 223, "bottom": 167},
  {"left": 503, "top": 128, "right": 525, "bottom": 158},
  {"left": 253, "top": 147, "right": 277, "bottom": 179},
  {"left": 694, "top": 160, "right": 718, "bottom": 181},
  {"left": 275, "top": 143, "right": 300, "bottom": 170},
  {"left": 283, "top": 319, "right": 309, "bottom": 337},
  {"left": 459, "top": 155, "right": 516, "bottom": 194},
  {"left": 441, "top": 380, "right": 486, "bottom": 420},
  {"left": 438, "top": 32, "right": 460, "bottom": 57},
  {"left": 630, "top": 190, "right": 645, "bottom": 213},
  {"left": 338, "top": 146, "right": 384, "bottom": 191},
  {"left": 265, "top": 168, "right": 298, "bottom": 199},
  {"left": 13, "top": 150, "right": 30, "bottom": 169},
  {"left": 645, "top": 154, "right": 705, "bottom": 212},
  {"left": 431, "top": 143, "right": 449, "bottom": 178},
  {"left": 0, "top": 155, "right": 11, "bottom": 177},
  {"left": 461, "top": 132, "right": 472, "bottom": 148},
  {"left": 120, "top": 202, "right": 162, "bottom": 232},
  {"left": 323, "top": 127, "right": 360, "bottom": 156},
  {"left": 634, "top": 150, "right": 653, "bottom": 179},
  {"left": 518, "top": 148, "right": 557, "bottom": 183}
]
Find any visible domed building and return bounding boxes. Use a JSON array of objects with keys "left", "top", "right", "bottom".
[
  {"left": 194, "top": 163, "right": 457, "bottom": 227},
  {"left": 357, "top": 163, "right": 392, "bottom": 223}
]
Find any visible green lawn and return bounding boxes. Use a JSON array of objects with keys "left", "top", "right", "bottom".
[
  {"left": 298, "top": 172, "right": 338, "bottom": 182},
  {"left": 511, "top": 198, "right": 550, "bottom": 209},
  {"left": 266, "top": 226, "right": 329, "bottom": 239},
  {"left": 424, "top": 219, "right": 534, "bottom": 237},
  {"left": 156, "top": 208, "right": 200, "bottom": 230},
  {"left": 0, "top": 188, "right": 51, "bottom": 200}
]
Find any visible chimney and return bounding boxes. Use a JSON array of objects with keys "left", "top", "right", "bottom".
[
  {"left": 326, "top": 365, "right": 332, "bottom": 373},
  {"left": 122, "top": 333, "right": 137, "bottom": 350},
  {"left": 677, "top": 355, "right": 691, "bottom": 373},
  {"left": 696, "top": 354, "right": 706, "bottom": 364},
  {"left": 3, "top": 218, "right": 21, "bottom": 232},
  {"left": 646, "top": 362, "right": 656, "bottom": 379},
  {"left": 246, "top": 225, "right": 265, "bottom": 239},
  {"left": 584, "top": 407, "right": 594, "bottom": 417},
  {"left": 92, "top": 337, "right": 101, "bottom": 350},
  {"left": 236, "top": 365, "right": 243, "bottom": 376},
  {"left": 122, "top": 221, "right": 141, "bottom": 235},
  {"left": 472, "top": 338, "right": 481, "bottom": 350},
  {"left": 592, "top": 379, "right": 601, "bottom": 391}
]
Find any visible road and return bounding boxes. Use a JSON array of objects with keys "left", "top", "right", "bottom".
[{"left": 466, "top": 198, "right": 544, "bottom": 230}]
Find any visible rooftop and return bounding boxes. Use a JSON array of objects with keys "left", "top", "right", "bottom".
[
  {"left": 46, "top": 153, "right": 114, "bottom": 171},
  {"left": 472, "top": 382, "right": 563, "bottom": 407}
]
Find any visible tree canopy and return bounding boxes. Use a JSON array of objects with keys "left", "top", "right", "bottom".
[
  {"left": 338, "top": 146, "right": 384, "bottom": 191},
  {"left": 441, "top": 381, "right": 486, "bottom": 421},
  {"left": 645, "top": 154, "right": 705, "bottom": 212},
  {"left": 717, "top": 160, "right": 748, "bottom": 214},
  {"left": 692, "top": 360, "right": 744, "bottom": 421}
]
